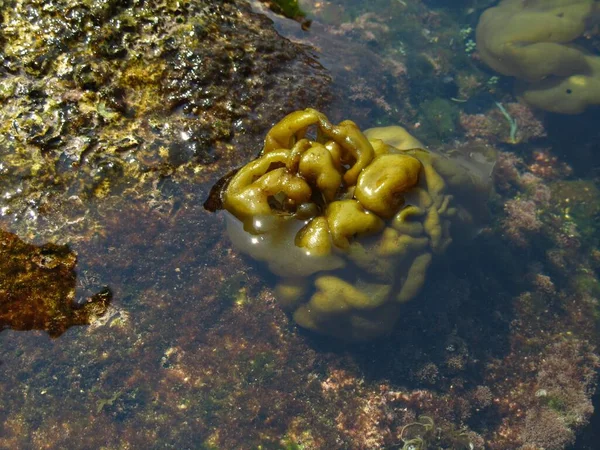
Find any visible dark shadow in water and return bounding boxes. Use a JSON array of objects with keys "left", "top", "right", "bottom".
[
  {"left": 543, "top": 108, "right": 600, "bottom": 178},
  {"left": 297, "top": 232, "right": 522, "bottom": 433},
  {"left": 571, "top": 388, "right": 600, "bottom": 450},
  {"left": 302, "top": 232, "right": 519, "bottom": 368},
  {"left": 0, "top": 229, "right": 112, "bottom": 337}
]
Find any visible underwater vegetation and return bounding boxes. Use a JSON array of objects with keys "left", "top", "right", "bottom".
[
  {"left": 0, "top": 229, "right": 111, "bottom": 336},
  {"left": 417, "top": 98, "right": 460, "bottom": 144},
  {"left": 476, "top": 0, "right": 600, "bottom": 114},
  {"left": 397, "top": 415, "right": 473, "bottom": 450},
  {"left": 209, "top": 108, "right": 495, "bottom": 340},
  {"left": 259, "top": 0, "right": 311, "bottom": 29}
]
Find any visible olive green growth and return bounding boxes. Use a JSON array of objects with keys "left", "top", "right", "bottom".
[
  {"left": 418, "top": 98, "right": 459, "bottom": 143},
  {"left": 268, "top": 0, "right": 307, "bottom": 20},
  {"left": 476, "top": 0, "right": 600, "bottom": 113},
  {"left": 214, "top": 109, "right": 493, "bottom": 341},
  {"left": 549, "top": 180, "right": 600, "bottom": 247}
]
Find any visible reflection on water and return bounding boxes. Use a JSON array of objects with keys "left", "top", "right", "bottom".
[{"left": 0, "top": 0, "right": 599, "bottom": 449}]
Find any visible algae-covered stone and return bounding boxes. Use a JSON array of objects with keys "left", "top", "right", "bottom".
[
  {"left": 0, "top": 0, "right": 330, "bottom": 242},
  {"left": 549, "top": 180, "right": 600, "bottom": 246}
]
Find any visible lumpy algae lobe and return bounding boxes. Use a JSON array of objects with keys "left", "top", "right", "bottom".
[
  {"left": 476, "top": 0, "right": 600, "bottom": 114},
  {"left": 207, "top": 109, "right": 493, "bottom": 341}
]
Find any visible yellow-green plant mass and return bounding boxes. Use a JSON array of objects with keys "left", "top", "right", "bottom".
[
  {"left": 218, "top": 109, "right": 493, "bottom": 340},
  {"left": 476, "top": 0, "right": 600, "bottom": 114}
]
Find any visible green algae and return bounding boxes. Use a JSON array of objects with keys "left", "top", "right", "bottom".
[
  {"left": 398, "top": 415, "right": 473, "bottom": 450},
  {"left": 418, "top": 98, "right": 459, "bottom": 143},
  {"left": 267, "top": 0, "right": 307, "bottom": 20},
  {"left": 245, "top": 352, "right": 278, "bottom": 384},
  {"left": 549, "top": 180, "right": 600, "bottom": 247},
  {"left": 96, "top": 389, "right": 123, "bottom": 414}
]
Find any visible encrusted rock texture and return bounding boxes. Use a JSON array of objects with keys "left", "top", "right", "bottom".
[{"left": 0, "top": 0, "right": 331, "bottom": 242}]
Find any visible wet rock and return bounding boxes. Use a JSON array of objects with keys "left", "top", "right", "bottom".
[{"left": 0, "top": 0, "right": 331, "bottom": 241}]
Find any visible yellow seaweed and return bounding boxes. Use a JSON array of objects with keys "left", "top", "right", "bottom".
[
  {"left": 214, "top": 109, "right": 491, "bottom": 340},
  {"left": 476, "top": 0, "right": 600, "bottom": 114}
]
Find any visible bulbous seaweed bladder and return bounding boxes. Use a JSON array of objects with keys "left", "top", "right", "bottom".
[
  {"left": 207, "top": 108, "right": 493, "bottom": 341},
  {"left": 475, "top": 0, "right": 600, "bottom": 114}
]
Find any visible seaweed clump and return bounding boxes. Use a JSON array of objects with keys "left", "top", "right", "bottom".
[
  {"left": 208, "top": 109, "right": 494, "bottom": 341},
  {"left": 0, "top": 229, "right": 111, "bottom": 337},
  {"left": 259, "top": 0, "right": 311, "bottom": 29},
  {"left": 476, "top": 0, "right": 600, "bottom": 113}
]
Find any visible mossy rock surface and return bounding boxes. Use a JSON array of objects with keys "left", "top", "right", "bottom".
[{"left": 0, "top": 0, "right": 330, "bottom": 241}]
